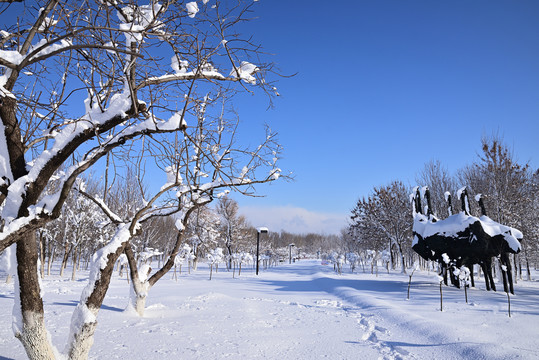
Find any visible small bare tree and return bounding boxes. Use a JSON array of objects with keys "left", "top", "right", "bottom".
[
  {"left": 216, "top": 196, "right": 250, "bottom": 268},
  {"left": 416, "top": 159, "right": 456, "bottom": 218},
  {"left": 350, "top": 181, "right": 413, "bottom": 273}
]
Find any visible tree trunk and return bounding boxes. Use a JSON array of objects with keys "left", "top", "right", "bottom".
[
  {"left": 39, "top": 232, "right": 45, "bottom": 279},
  {"left": 227, "top": 245, "right": 233, "bottom": 270},
  {"left": 509, "top": 254, "right": 520, "bottom": 284},
  {"left": 71, "top": 247, "right": 78, "bottom": 281},
  {"left": 66, "top": 317, "right": 98, "bottom": 360},
  {"left": 388, "top": 238, "right": 394, "bottom": 270},
  {"left": 128, "top": 277, "right": 149, "bottom": 317},
  {"left": 14, "top": 232, "right": 56, "bottom": 360},
  {"left": 47, "top": 254, "right": 53, "bottom": 277},
  {"left": 46, "top": 244, "right": 55, "bottom": 277},
  {"left": 397, "top": 242, "right": 406, "bottom": 274},
  {"left": 526, "top": 257, "right": 531, "bottom": 281},
  {"left": 59, "top": 242, "right": 71, "bottom": 277},
  {"left": 132, "top": 293, "right": 147, "bottom": 316},
  {"left": 124, "top": 244, "right": 153, "bottom": 317},
  {"left": 66, "top": 224, "right": 131, "bottom": 359}
]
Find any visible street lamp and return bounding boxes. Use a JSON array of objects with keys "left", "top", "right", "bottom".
[
  {"left": 256, "top": 227, "right": 268, "bottom": 275},
  {"left": 289, "top": 243, "right": 295, "bottom": 264}
]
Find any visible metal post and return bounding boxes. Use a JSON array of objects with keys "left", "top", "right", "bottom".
[
  {"left": 255, "top": 227, "right": 268, "bottom": 276},
  {"left": 256, "top": 231, "right": 260, "bottom": 275},
  {"left": 289, "top": 243, "right": 295, "bottom": 264}
]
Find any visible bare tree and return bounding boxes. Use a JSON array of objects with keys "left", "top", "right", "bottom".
[
  {"left": 458, "top": 135, "right": 533, "bottom": 285},
  {"left": 216, "top": 195, "right": 250, "bottom": 267},
  {"left": 457, "top": 135, "right": 529, "bottom": 226},
  {"left": 0, "top": 1, "right": 281, "bottom": 358},
  {"left": 350, "top": 181, "right": 413, "bottom": 273},
  {"left": 416, "top": 159, "right": 456, "bottom": 218},
  {"left": 349, "top": 196, "right": 387, "bottom": 252}
]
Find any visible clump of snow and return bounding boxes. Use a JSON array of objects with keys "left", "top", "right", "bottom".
[
  {"left": 444, "top": 191, "right": 451, "bottom": 202},
  {"left": 0, "top": 49, "right": 24, "bottom": 66},
  {"left": 117, "top": 3, "right": 164, "bottom": 45},
  {"left": 456, "top": 187, "right": 466, "bottom": 201},
  {"left": 479, "top": 215, "right": 522, "bottom": 252},
  {"left": 441, "top": 253, "right": 450, "bottom": 264},
  {"left": 420, "top": 186, "right": 428, "bottom": 199},
  {"left": 161, "top": 165, "right": 182, "bottom": 191},
  {"left": 138, "top": 264, "right": 152, "bottom": 282},
  {"left": 230, "top": 61, "right": 259, "bottom": 84},
  {"left": 186, "top": 2, "right": 199, "bottom": 18},
  {"left": 270, "top": 168, "right": 281, "bottom": 180},
  {"left": 38, "top": 16, "right": 58, "bottom": 32},
  {"left": 158, "top": 112, "right": 187, "bottom": 131},
  {"left": 171, "top": 56, "right": 189, "bottom": 74}
]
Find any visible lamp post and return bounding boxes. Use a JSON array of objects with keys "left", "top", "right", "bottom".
[
  {"left": 256, "top": 227, "right": 268, "bottom": 275},
  {"left": 289, "top": 243, "right": 295, "bottom": 264}
]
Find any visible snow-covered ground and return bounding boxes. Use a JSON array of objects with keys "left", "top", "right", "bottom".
[{"left": 1, "top": 259, "right": 538, "bottom": 359}]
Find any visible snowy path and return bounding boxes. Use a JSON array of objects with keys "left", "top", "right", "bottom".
[
  {"left": 1, "top": 260, "right": 539, "bottom": 359},
  {"left": 89, "top": 262, "right": 390, "bottom": 359}
]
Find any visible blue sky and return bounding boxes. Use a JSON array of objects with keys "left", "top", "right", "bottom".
[
  {"left": 3, "top": 1, "right": 536, "bottom": 235},
  {"left": 231, "top": 0, "right": 539, "bottom": 234}
]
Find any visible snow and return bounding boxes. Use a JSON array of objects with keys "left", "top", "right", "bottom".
[
  {"left": 0, "top": 49, "right": 24, "bottom": 65},
  {"left": 420, "top": 186, "right": 428, "bottom": 199},
  {"left": 28, "top": 38, "right": 73, "bottom": 62},
  {"left": 456, "top": 187, "right": 466, "bottom": 200},
  {"left": 413, "top": 211, "right": 522, "bottom": 253},
  {"left": 444, "top": 191, "right": 451, "bottom": 202},
  {"left": 230, "top": 61, "right": 259, "bottom": 84},
  {"left": 117, "top": 3, "right": 164, "bottom": 45},
  {"left": 186, "top": 2, "right": 199, "bottom": 18},
  {"left": 270, "top": 168, "right": 281, "bottom": 180},
  {"left": 2, "top": 259, "right": 539, "bottom": 359},
  {"left": 157, "top": 112, "right": 187, "bottom": 130},
  {"left": 171, "top": 56, "right": 189, "bottom": 74}
]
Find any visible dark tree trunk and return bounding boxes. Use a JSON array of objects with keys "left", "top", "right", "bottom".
[
  {"left": 38, "top": 231, "right": 45, "bottom": 279},
  {"left": 14, "top": 231, "right": 55, "bottom": 359}
]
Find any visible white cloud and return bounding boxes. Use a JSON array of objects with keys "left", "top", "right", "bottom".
[{"left": 238, "top": 205, "right": 347, "bottom": 235}]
